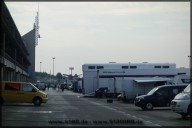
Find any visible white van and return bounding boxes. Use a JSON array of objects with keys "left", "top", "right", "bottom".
[{"left": 171, "top": 84, "right": 192, "bottom": 118}]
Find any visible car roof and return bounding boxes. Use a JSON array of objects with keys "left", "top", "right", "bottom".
[
  {"left": 1, "top": 81, "right": 29, "bottom": 84},
  {"left": 98, "top": 87, "right": 108, "bottom": 90}
]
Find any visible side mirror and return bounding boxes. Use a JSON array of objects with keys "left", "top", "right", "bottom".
[{"left": 32, "top": 88, "right": 36, "bottom": 92}]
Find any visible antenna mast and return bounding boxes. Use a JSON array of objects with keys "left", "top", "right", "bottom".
[{"left": 34, "top": 1, "right": 40, "bottom": 46}]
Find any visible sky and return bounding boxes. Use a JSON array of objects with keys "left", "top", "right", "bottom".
[{"left": 5, "top": 2, "right": 190, "bottom": 76}]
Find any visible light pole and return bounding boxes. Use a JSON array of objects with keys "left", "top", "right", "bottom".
[
  {"left": 52, "top": 57, "right": 55, "bottom": 76},
  {"left": 40, "top": 62, "right": 42, "bottom": 73},
  {"left": 69, "top": 67, "right": 74, "bottom": 76},
  {"left": 188, "top": 55, "right": 191, "bottom": 69}
]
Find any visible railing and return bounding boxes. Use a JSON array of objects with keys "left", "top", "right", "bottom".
[{"left": 0, "top": 50, "right": 29, "bottom": 76}]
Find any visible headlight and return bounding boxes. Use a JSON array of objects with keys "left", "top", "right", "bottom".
[
  {"left": 138, "top": 98, "right": 144, "bottom": 102},
  {"left": 43, "top": 94, "right": 47, "bottom": 98}
]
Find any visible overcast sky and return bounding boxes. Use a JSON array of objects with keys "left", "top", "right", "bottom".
[{"left": 5, "top": 2, "right": 190, "bottom": 76}]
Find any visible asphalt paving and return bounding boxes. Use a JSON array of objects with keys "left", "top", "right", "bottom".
[{"left": 1, "top": 88, "right": 191, "bottom": 127}]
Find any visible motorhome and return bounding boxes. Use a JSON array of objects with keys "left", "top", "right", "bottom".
[
  {"left": 82, "top": 63, "right": 190, "bottom": 97},
  {"left": 98, "top": 77, "right": 172, "bottom": 98},
  {"left": 120, "top": 77, "right": 174, "bottom": 101},
  {"left": 121, "top": 74, "right": 190, "bottom": 102}
]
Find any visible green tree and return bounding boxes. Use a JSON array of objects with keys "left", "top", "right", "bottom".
[{"left": 56, "top": 72, "right": 63, "bottom": 79}]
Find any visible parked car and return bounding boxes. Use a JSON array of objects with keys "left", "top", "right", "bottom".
[
  {"left": 95, "top": 87, "right": 109, "bottom": 98},
  {"left": 0, "top": 81, "right": 48, "bottom": 106},
  {"left": 134, "top": 84, "right": 187, "bottom": 110},
  {"left": 171, "top": 84, "right": 192, "bottom": 118}
]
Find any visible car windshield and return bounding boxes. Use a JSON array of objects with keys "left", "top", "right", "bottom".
[
  {"left": 147, "top": 87, "right": 159, "bottom": 95},
  {"left": 183, "top": 84, "right": 191, "bottom": 93},
  {"left": 30, "top": 83, "right": 40, "bottom": 91},
  {"left": 98, "top": 88, "right": 107, "bottom": 91}
]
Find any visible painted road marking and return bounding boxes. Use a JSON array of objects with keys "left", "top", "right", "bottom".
[
  {"left": 87, "top": 100, "right": 161, "bottom": 127},
  {"left": 2, "top": 110, "right": 53, "bottom": 113}
]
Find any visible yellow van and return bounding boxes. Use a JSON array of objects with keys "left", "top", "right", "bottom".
[{"left": 0, "top": 81, "right": 48, "bottom": 106}]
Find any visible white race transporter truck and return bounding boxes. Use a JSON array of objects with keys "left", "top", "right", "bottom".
[
  {"left": 82, "top": 63, "right": 190, "bottom": 97},
  {"left": 171, "top": 83, "right": 192, "bottom": 118}
]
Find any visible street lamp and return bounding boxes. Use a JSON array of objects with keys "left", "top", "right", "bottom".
[
  {"left": 188, "top": 55, "right": 191, "bottom": 69},
  {"left": 40, "top": 62, "right": 42, "bottom": 73},
  {"left": 52, "top": 57, "right": 55, "bottom": 76},
  {"left": 69, "top": 67, "right": 74, "bottom": 76}
]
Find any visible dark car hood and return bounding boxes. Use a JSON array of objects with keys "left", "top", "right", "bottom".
[{"left": 136, "top": 95, "right": 150, "bottom": 99}]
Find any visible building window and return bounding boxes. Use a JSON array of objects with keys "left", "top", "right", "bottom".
[
  {"left": 5, "top": 83, "right": 20, "bottom": 91},
  {"left": 97, "top": 66, "right": 104, "bottom": 69},
  {"left": 163, "top": 66, "right": 169, "bottom": 68},
  {"left": 154, "top": 66, "right": 161, "bottom": 68},
  {"left": 177, "top": 73, "right": 186, "bottom": 75},
  {"left": 122, "top": 66, "right": 129, "bottom": 69},
  {"left": 88, "top": 66, "right": 95, "bottom": 69},
  {"left": 130, "top": 66, "right": 137, "bottom": 69}
]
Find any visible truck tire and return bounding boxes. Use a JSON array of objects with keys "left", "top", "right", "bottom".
[
  {"left": 188, "top": 104, "right": 192, "bottom": 117},
  {"left": 145, "top": 102, "right": 153, "bottom": 110},
  {"left": 33, "top": 97, "right": 42, "bottom": 106}
]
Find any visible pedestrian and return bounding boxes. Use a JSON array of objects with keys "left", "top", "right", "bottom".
[
  {"left": 61, "top": 84, "right": 64, "bottom": 92},
  {"left": 47, "top": 84, "right": 50, "bottom": 90}
]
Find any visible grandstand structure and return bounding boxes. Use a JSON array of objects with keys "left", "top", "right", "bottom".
[{"left": 0, "top": 1, "right": 40, "bottom": 82}]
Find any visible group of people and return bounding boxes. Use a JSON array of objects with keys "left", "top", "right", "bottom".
[
  {"left": 46, "top": 84, "right": 57, "bottom": 90},
  {"left": 45, "top": 84, "right": 65, "bottom": 92}
]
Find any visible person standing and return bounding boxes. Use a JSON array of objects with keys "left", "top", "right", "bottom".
[
  {"left": 61, "top": 84, "right": 64, "bottom": 92},
  {"left": 47, "top": 84, "right": 50, "bottom": 90}
]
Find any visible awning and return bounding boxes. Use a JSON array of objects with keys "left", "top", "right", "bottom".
[
  {"left": 133, "top": 79, "right": 171, "bottom": 83},
  {"left": 134, "top": 79, "right": 168, "bottom": 83}
]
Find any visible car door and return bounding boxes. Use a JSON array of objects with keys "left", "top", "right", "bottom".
[
  {"left": 3, "top": 82, "right": 21, "bottom": 102},
  {"left": 19, "top": 83, "right": 36, "bottom": 103},
  {"left": 154, "top": 87, "right": 169, "bottom": 107}
]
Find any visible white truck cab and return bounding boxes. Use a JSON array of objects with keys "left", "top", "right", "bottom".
[{"left": 171, "top": 84, "right": 192, "bottom": 118}]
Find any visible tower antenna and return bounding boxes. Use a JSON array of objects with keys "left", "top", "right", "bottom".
[{"left": 34, "top": 0, "right": 40, "bottom": 46}]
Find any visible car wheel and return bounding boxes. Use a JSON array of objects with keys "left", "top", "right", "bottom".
[
  {"left": 181, "top": 113, "right": 188, "bottom": 118},
  {"left": 33, "top": 97, "right": 42, "bottom": 106},
  {"left": 145, "top": 102, "right": 153, "bottom": 110},
  {"left": 101, "top": 94, "right": 106, "bottom": 98},
  {"left": 188, "top": 104, "right": 192, "bottom": 117},
  {"left": 0, "top": 97, "right": 4, "bottom": 105}
]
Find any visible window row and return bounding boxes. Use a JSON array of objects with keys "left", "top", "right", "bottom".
[{"left": 88, "top": 65, "right": 170, "bottom": 69}]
